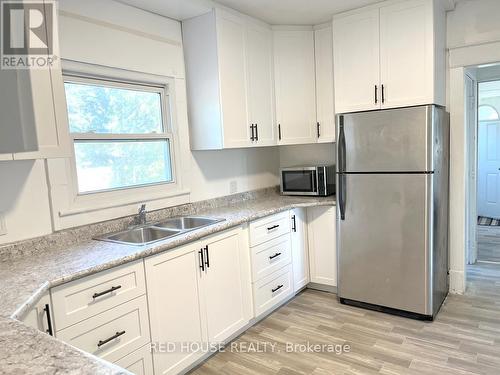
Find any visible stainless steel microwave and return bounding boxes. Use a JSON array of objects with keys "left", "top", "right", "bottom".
[{"left": 280, "top": 165, "right": 336, "bottom": 196}]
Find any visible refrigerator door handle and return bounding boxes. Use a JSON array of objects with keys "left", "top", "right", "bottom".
[{"left": 338, "top": 116, "right": 346, "bottom": 220}]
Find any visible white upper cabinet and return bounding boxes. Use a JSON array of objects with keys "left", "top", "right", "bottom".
[
  {"left": 273, "top": 28, "right": 317, "bottom": 145},
  {"left": 183, "top": 9, "right": 275, "bottom": 150},
  {"left": 246, "top": 22, "right": 276, "bottom": 146},
  {"left": 314, "top": 25, "right": 336, "bottom": 143},
  {"left": 379, "top": 0, "right": 444, "bottom": 109},
  {"left": 333, "top": 9, "right": 381, "bottom": 114},
  {"left": 217, "top": 11, "right": 249, "bottom": 148},
  {"left": 0, "top": 0, "right": 70, "bottom": 159},
  {"left": 333, "top": 0, "right": 446, "bottom": 113}
]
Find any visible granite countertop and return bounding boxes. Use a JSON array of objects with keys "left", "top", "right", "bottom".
[{"left": 0, "top": 192, "right": 335, "bottom": 374}]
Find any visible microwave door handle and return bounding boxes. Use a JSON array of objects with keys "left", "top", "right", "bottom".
[{"left": 311, "top": 171, "right": 317, "bottom": 193}]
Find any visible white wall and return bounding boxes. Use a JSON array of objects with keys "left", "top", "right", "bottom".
[
  {"left": 0, "top": 0, "right": 279, "bottom": 244},
  {"left": 446, "top": 0, "right": 500, "bottom": 293},
  {"left": 447, "top": 0, "right": 500, "bottom": 49},
  {"left": 279, "top": 143, "right": 335, "bottom": 168},
  {"left": 0, "top": 160, "right": 53, "bottom": 243}
]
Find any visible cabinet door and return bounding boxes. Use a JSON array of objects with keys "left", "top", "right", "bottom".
[
  {"left": 307, "top": 206, "right": 337, "bottom": 286},
  {"left": 273, "top": 30, "right": 316, "bottom": 145},
  {"left": 379, "top": 0, "right": 436, "bottom": 109},
  {"left": 217, "top": 10, "right": 251, "bottom": 148},
  {"left": 314, "top": 27, "right": 335, "bottom": 143},
  {"left": 200, "top": 228, "right": 252, "bottom": 343},
  {"left": 115, "top": 345, "right": 154, "bottom": 375},
  {"left": 22, "top": 293, "right": 53, "bottom": 335},
  {"left": 290, "top": 208, "right": 309, "bottom": 292},
  {"left": 144, "top": 243, "right": 207, "bottom": 375},
  {"left": 333, "top": 9, "right": 380, "bottom": 113},
  {"left": 246, "top": 22, "right": 276, "bottom": 146}
]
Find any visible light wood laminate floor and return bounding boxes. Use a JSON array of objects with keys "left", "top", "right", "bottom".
[
  {"left": 191, "top": 263, "right": 500, "bottom": 375},
  {"left": 477, "top": 225, "right": 500, "bottom": 262}
]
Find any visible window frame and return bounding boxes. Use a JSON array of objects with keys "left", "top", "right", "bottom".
[
  {"left": 63, "top": 70, "right": 176, "bottom": 195},
  {"left": 49, "top": 60, "right": 189, "bottom": 223}
]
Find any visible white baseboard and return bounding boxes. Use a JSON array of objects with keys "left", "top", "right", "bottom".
[{"left": 449, "top": 269, "right": 465, "bottom": 294}]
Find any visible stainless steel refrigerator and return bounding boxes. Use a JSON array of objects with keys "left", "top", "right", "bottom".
[{"left": 336, "top": 105, "right": 449, "bottom": 320}]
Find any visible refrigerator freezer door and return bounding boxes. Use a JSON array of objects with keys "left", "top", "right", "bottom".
[
  {"left": 337, "top": 173, "right": 432, "bottom": 315},
  {"left": 337, "top": 106, "right": 435, "bottom": 173}
]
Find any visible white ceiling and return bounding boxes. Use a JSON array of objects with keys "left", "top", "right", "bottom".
[
  {"left": 117, "top": 0, "right": 385, "bottom": 24},
  {"left": 211, "top": 0, "right": 384, "bottom": 25}
]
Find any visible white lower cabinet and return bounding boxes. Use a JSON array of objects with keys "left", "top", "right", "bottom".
[
  {"left": 145, "top": 242, "right": 208, "bottom": 375},
  {"left": 115, "top": 344, "right": 154, "bottom": 375},
  {"left": 56, "top": 295, "right": 151, "bottom": 363},
  {"left": 200, "top": 228, "right": 253, "bottom": 344},
  {"left": 144, "top": 226, "right": 252, "bottom": 375},
  {"left": 253, "top": 264, "right": 293, "bottom": 316},
  {"left": 249, "top": 211, "right": 294, "bottom": 317},
  {"left": 21, "top": 292, "right": 54, "bottom": 336},
  {"left": 307, "top": 206, "right": 337, "bottom": 287},
  {"left": 290, "top": 208, "right": 310, "bottom": 292},
  {"left": 45, "top": 206, "right": 337, "bottom": 375}
]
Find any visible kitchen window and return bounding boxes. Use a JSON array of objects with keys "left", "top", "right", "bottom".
[{"left": 64, "top": 75, "right": 174, "bottom": 194}]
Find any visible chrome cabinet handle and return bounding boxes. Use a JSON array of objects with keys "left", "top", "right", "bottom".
[
  {"left": 97, "top": 330, "right": 126, "bottom": 347},
  {"left": 92, "top": 285, "right": 122, "bottom": 299}
]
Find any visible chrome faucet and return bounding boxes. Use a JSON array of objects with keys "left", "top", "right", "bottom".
[{"left": 135, "top": 204, "right": 147, "bottom": 226}]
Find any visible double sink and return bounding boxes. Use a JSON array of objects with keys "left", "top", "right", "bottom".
[{"left": 96, "top": 216, "right": 225, "bottom": 246}]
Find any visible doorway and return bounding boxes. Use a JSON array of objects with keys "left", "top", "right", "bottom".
[{"left": 476, "top": 79, "right": 500, "bottom": 262}]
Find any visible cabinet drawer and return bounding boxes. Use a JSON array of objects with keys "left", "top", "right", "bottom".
[
  {"left": 115, "top": 344, "right": 153, "bottom": 375},
  {"left": 51, "top": 260, "right": 146, "bottom": 329},
  {"left": 251, "top": 234, "right": 291, "bottom": 282},
  {"left": 56, "top": 295, "right": 150, "bottom": 364},
  {"left": 253, "top": 264, "right": 293, "bottom": 316},
  {"left": 249, "top": 211, "right": 290, "bottom": 247}
]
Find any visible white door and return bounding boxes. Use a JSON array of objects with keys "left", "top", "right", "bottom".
[
  {"left": 273, "top": 30, "right": 317, "bottom": 145},
  {"left": 200, "top": 228, "right": 252, "bottom": 343},
  {"left": 314, "top": 26, "right": 335, "bottom": 143},
  {"left": 333, "top": 9, "right": 380, "bottom": 113},
  {"left": 379, "top": 0, "right": 435, "bottom": 109},
  {"left": 217, "top": 10, "right": 251, "bottom": 148},
  {"left": 290, "top": 208, "right": 310, "bottom": 292},
  {"left": 246, "top": 22, "right": 276, "bottom": 146},
  {"left": 307, "top": 206, "right": 337, "bottom": 286},
  {"left": 144, "top": 243, "right": 207, "bottom": 375},
  {"left": 478, "top": 118, "right": 500, "bottom": 219}
]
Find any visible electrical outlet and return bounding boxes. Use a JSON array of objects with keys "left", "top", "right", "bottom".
[
  {"left": 0, "top": 213, "right": 6, "bottom": 236},
  {"left": 229, "top": 180, "right": 238, "bottom": 194}
]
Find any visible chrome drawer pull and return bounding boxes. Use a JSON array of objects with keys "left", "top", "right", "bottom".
[
  {"left": 97, "top": 330, "right": 126, "bottom": 347},
  {"left": 271, "top": 284, "right": 284, "bottom": 293},
  {"left": 92, "top": 285, "right": 122, "bottom": 299},
  {"left": 269, "top": 252, "right": 282, "bottom": 260},
  {"left": 267, "top": 224, "right": 280, "bottom": 231}
]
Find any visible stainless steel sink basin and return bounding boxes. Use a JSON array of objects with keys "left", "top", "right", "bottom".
[
  {"left": 97, "top": 227, "right": 182, "bottom": 246},
  {"left": 153, "top": 216, "right": 224, "bottom": 231},
  {"left": 95, "top": 216, "right": 225, "bottom": 246}
]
